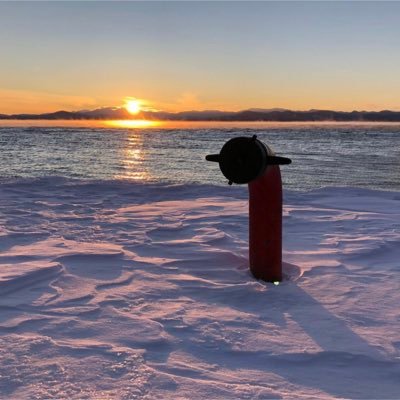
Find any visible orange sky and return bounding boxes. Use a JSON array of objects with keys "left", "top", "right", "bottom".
[{"left": 1, "top": 2, "right": 400, "bottom": 114}]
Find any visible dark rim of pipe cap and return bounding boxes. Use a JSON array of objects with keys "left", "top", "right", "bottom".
[
  {"left": 218, "top": 137, "right": 267, "bottom": 184},
  {"left": 265, "top": 155, "right": 292, "bottom": 165},
  {"left": 205, "top": 136, "right": 292, "bottom": 184}
]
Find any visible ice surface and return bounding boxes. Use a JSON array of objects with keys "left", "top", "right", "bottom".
[{"left": 0, "top": 178, "right": 399, "bottom": 399}]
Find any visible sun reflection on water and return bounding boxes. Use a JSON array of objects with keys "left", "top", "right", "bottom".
[
  {"left": 106, "top": 120, "right": 160, "bottom": 129},
  {"left": 115, "top": 132, "right": 149, "bottom": 181}
]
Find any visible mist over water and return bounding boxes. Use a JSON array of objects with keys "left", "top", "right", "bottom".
[{"left": 0, "top": 123, "right": 399, "bottom": 191}]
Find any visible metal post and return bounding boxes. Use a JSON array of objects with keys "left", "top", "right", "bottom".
[
  {"left": 206, "top": 136, "right": 290, "bottom": 282},
  {"left": 249, "top": 165, "right": 282, "bottom": 281}
]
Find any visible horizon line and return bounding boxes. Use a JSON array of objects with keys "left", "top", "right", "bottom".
[
  {"left": 2, "top": 106, "right": 400, "bottom": 116},
  {"left": 2, "top": 107, "right": 400, "bottom": 123}
]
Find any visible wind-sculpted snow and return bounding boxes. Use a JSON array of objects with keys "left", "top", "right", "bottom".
[{"left": 0, "top": 178, "right": 399, "bottom": 399}]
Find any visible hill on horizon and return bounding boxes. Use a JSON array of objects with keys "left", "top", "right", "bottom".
[{"left": 2, "top": 107, "right": 400, "bottom": 122}]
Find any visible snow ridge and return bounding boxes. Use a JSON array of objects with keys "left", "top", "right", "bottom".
[{"left": 0, "top": 178, "right": 399, "bottom": 399}]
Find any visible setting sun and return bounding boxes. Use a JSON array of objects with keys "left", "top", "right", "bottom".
[{"left": 125, "top": 99, "right": 141, "bottom": 115}]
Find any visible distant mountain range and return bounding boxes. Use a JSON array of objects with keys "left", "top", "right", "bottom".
[{"left": 2, "top": 107, "right": 400, "bottom": 122}]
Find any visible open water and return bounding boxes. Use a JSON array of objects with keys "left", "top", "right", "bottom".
[{"left": 0, "top": 122, "right": 399, "bottom": 191}]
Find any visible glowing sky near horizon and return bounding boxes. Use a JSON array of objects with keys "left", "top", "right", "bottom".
[{"left": 1, "top": 1, "right": 400, "bottom": 114}]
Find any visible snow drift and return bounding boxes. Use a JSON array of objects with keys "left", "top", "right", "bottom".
[{"left": 0, "top": 178, "right": 399, "bottom": 399}]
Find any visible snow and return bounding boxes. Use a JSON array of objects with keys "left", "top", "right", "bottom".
[{"left": 0, "top": 177, "right": 399, "bottom": 399}]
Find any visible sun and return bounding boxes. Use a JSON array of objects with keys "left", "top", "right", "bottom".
[{"left": 125, "top": 99, "right": 141, "bottom": 115}]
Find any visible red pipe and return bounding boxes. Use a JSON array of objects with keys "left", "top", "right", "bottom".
[
  {"left": 205, "top": 136, "right": 290, "bottom": 282},
  {"left": 248, "top": 165, "right": 282, "bottom": 282}
]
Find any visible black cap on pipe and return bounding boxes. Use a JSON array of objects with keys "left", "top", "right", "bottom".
[
  {"left": 205, "top": 136, "right": 291, "bottom": 184},
  {"left": 205, "top": 154, "right": 220, "bottom": 162}
]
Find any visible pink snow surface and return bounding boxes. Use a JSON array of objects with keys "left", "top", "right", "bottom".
[{"left": 0, "top": 178, "right": 399, "bottom": 399}]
